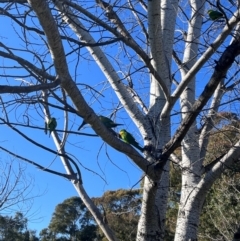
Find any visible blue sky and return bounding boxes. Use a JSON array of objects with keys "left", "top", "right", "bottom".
[
  {"left": 0, "top": 28, "right": 142, "bottom": 231},
  {"left": 0, "top": 0, "right": 239, "bottom": 236},
  {"left": 0, "top": 60, "right": 143, "bottom": 234},
  {"left": 0, "top": 16, "right": 143, "bottom": 233},
  {"left": 0, "top": 100, "right": 143, "bottom": 234}
]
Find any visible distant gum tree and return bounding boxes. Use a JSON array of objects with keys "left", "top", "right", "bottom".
[{"left": 1, "top": 0, "right": 240, "bottom": 240}]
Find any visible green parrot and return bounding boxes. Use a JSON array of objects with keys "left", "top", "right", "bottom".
[
  {"left": 119, "top": 129, "right": 143, "bottom": 152},
  {"left": 78, "top": 115, "right": 123, "bottom": 130},
  {"left": 47, "top": 117, "right": 57, "bottom": 137},
  {"left": 98, "top": 115, "right": 123, "bottom": 128},
  {"left": 207, "top": 10, "right": 224, "bottom": 20}
]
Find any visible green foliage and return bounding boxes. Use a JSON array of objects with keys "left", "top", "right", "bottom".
[
  {"left": 164, "top": 113, "right": 240, "bottom": 240},
  {"left": 48, "top": 196, "right": 97, "bottom": 240},
  {"left": 92, "top": 189, "right": 141, "bottom": 241},
  {"left": 39, "top": 228, "right": 55, "bottom": 241},
  {"left": 42, "top": 151, "right": 240, "bottom": 241},
  {"left": 41, "top": 190, "right": 141, "bottom": 241},
  {"left": 199, "top": 171, "right": 240, "bottom": 240},
  {"left": 165, "top": 163, "right": 181, "bottom": 240},
  {"left": 77, "top": 224, "right": 98, "bottom": 241},
  {"left": 0, "top": 212, "right": 38, "bottom": 241},
  {"left": 198, "top": 113, "right": 240, "bottom": 240}
]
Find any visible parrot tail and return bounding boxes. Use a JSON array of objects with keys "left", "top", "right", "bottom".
[{"left": 132, "top": 142, "right": 144, "bottom": 152}]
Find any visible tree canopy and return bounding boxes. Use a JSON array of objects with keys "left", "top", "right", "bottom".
[
  {"left": 39, "top": 190, "right": 141, "bottom": 241},
  {"left": 0, "top": 212, "right": 38, "bottom": 241}
]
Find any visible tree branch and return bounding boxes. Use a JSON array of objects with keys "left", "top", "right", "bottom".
[
  {"left": 0, "top": 49, "right": 56, "bottom": 81},
  {"left": 60, "top": 0, "right": 170, "bottom": 101},
  {"left": 54, "top": 0, "right": 150, "bottom": 136},
  {"left": 0, "top": 78, "right": 61, "bottom": 93},
  {"left": 0, "top": 5, "right": 122, "bottom": 47},
  {"left": 160, "top": 39, "right": 240, "bottom": 161},
  {"left": 0, "top": 117, "right": 83, "bottom": 184},
  {"left": 0, "top": 146, "right": 78, "bottom": 181},
  {"left": 161, "top": 9, "right": 240, "bottom": 117}
]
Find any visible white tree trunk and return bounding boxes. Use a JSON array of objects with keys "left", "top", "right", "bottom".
[
  {"left": 174, "top": 0, "right": 205, "bottom": 239},
  {"left": 136, "top": 0, "right": 177, "bottom": 240}
]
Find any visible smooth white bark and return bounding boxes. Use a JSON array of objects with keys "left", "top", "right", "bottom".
[
  {"left": 137, "top": 0, "right": 177, "bottom": 240},
  {"left": 54, "top": 0, "right": 151, "bottom": 137},
  {"left": 175, "top": 0, "right": 204, "bottom": 240},
  {"left": 161, "top": 8, "right": 240, "bottom": 118}
]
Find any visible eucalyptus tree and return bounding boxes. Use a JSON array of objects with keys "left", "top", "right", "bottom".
[
  {"left": 0, "top": 0, "right": 240, "bottom": 240},
  {"left": 45, "top": 190, "right": 141, "bottom": 241},
  {"left": 0, "top": 212, "right": 39, "bottom": 241},
  {"left": 48, "top": 196, "right": 97, "bottom": 240},
  {"left": 92, "top": 189, "right": 141, "bottom": 240}
]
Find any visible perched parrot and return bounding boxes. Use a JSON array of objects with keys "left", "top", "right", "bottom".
[
  {"left": 207, "top": 10, "right": 224, "bottom": 20},
  {"left": 98, "top": 115, "right": 123, "bottom": 128},
  {"left": 119, "top": 129, "right": 143, "bottom": 152},
  {"left": 78, "top": 115, "right": 123, "bottom": 130},
  {"left": 47, "top": 117, "right": 57, "bottom": 137}
]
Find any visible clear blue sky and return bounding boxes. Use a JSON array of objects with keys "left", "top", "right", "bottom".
[
  {"left": 0, "top": 15, "right": 143, "bottom": 235},
  {"left": 0, "top": 81, "right": 143, "bottom": 234},
  {"left": 0, "top": 1, "right": 236, "bottom": 236}
]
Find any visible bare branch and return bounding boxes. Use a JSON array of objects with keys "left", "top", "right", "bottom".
[
  {"left": 161, "top": 39, "right": 240, "bottom": 161},
  {"left": 0, "top": 78, "right": 61, "bottom": 93},
  {"left": 0, "top": 146, "right": 78, "bottom": 181},
  {"left": 0, "top": 117, "right": 83, "bottom": 184},
  {"left": 61, "top": 0, "right": 170, "bottom": 101},
  {"left": 162, "top": 9, "right": 240, "bottom": 117},
  {"left": 0, "top": 49, "right": 56, "bottom": 80}
]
